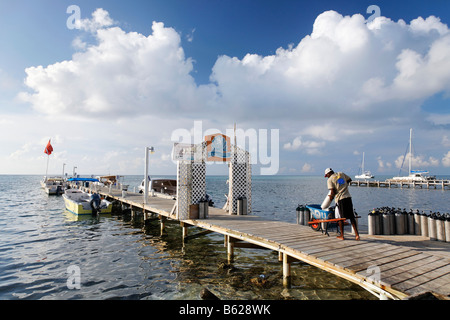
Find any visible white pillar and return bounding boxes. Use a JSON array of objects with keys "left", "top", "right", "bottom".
[{"left": 144, "top": 147, "right": 150, "bottom": 204}]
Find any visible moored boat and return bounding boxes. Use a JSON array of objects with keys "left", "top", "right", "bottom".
[
  {"left": 41, "top": 177, "right": 66, "bottom": 195},
  {"left": 391, "top": 129, "right": 436, "bottom": 182},
  {"left": 355, "top": 152, "right": 374, "bottom": 179},
  {"left": 63, "top": 189, "right": 112, "bottom": 215}
]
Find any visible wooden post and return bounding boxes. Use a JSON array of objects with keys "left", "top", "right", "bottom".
[
  {"left": 227, "top": 238, "right": 234, "bottom": 263},
  {"left": 160, "top": 215, "right": 166, "bottom": 236},
  {"left": 143, "top": 209, "right": 148, "bottom": 221},
  {"left": 283, "top": 253, "right": 291, "bottom": 288},
  {"left": 224, "top": 235, "right": 228, "bottom": 248},
  {"left": 181, "top": 222, "right": 188, "bottom": 240}
]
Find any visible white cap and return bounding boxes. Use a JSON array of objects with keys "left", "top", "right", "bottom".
[{"left": 324, "top": 168, "right": 333, "bottom": 176}]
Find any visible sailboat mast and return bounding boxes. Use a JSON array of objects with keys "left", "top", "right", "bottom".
[
  {"left": 45, "top": 154, "right": 50, "bottom": 180},
  {"left": 362, "top": 152, "right": 365, "bottom": 173},
  {"left": 409, "top": 128, "right": 412, "bottom": 175}
]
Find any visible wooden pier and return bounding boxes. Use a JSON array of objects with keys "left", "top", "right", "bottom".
[
  {"left": 74, "top": 183, "right": 450, "bottom": 300},
  {"left": 350, "top": 179, "right": 450, "bottom": 190}
]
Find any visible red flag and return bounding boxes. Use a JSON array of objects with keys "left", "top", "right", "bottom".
[{"left": 44, "top": 140, "right": 53, "bottom": 155}]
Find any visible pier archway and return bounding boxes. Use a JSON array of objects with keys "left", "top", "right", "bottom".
[{"left": 173, "top": 134, "right": 252, "bottom": 220}]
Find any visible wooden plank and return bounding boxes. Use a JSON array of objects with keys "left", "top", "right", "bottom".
[
  {"left": 264, "top": 233, "right": 326, "bottom": 244},
  {"left": 311, "top": 241, "right": 385, "bottom": 260},
  {"left": 376, "top": 253, "right": 436, "bottom": 276},
  {"left": 355, "top": 253, "right": 435, "bottom": 287},
  {"left": 330, "top": 244, "right": 400, "bottom": 267},
  {"left": 389, "top": 262, "right": 450, "bottom": 292},
  {"left": 345, "top": 247, "right": 420, "bottom": 273},
  {"left": 319, "top": 243, "right": 393, "bottom": 267},
  {"left": 381, "top": 256, "right": 447, "bottom": 285},
  {"left": 407, "top": 273, "right": 450, "bottom": 296},
  {"left": 283, "top": 236, "right": 341, "bottom": 250},
  {"left": 298, "top": 241, "right": 372, "bottom": 260}
]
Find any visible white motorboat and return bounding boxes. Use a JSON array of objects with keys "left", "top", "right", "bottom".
[
  {"left": 41, "top": 177, "right": 65, "bottom": 195},
  {"left": 63, "top": 189, "right": 112, "bottom": 215},
  {"left": 138, "top": 177, "right": 214, "bottom": 206},
  {"left": 138, "top": 177, "right": 177, "bottom": 196}
]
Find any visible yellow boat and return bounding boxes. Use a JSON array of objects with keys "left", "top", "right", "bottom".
[{"left": 63, "top": 189, "right": 112, "bottom": 215}]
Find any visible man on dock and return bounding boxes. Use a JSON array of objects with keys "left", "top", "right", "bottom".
[{"left": 324, "top": 168, "right": 360, "bottom": 240}]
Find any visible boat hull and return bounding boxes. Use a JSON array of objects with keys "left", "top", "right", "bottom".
[
  {"left": 63, "top": 193, "right": 112, "bottom": 215},
  {"left": 355, "top": 174, "right": 374, "bottom": 179},
  {"left": 41, "top": 178, "right": 65, "bottom": 195}
]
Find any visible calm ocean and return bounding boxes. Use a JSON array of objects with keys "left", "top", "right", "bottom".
[{"left": 1, "top": 174, "right": 448, "bottom": 300}]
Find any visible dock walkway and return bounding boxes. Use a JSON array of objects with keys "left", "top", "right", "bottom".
[{"left": 77, "top": 184, "right": 449, "bottom": 300}]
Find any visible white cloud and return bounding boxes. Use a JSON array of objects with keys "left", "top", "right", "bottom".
[
  {"left": 76, "top": 8, "right": 116, "bottom": 32},
  {"left": 394, "top": 153, "right": 440, "bottom": 169},
  {"left": 301, "top": 163, "right": 313, "bottom": 173},
  {"left": 443, "top": 151, "right": 450, "bottom": 167},
  {"left": 283, "top": 136, "right": 325, "bottom": 154},
  {"left": 442, "top": 135, "right": 450, "bottom": 147},
  {"left": 21, "top": 9, "right": 450, "bottom": 128},
  {"left": 377, "top": 156, "right": 392, "bottom": 172},
  {"left": 20, "top": 20, "right": 217, "bottom": 120}
]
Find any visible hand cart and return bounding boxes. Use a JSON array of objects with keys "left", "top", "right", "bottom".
[{"left": 306, "top": 204, "right": 346, "bottom": 236}]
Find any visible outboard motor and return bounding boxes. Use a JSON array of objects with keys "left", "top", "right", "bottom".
[
  {"left": 205, "top": 194, "right": 214, "bottom": 207},
  {"left": 90, "top": 193, "right": 101, "bottom": 215}
]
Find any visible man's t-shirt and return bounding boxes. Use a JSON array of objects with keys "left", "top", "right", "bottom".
[{"left": 327, "top": 172, "right": 351, "bottom": 202}]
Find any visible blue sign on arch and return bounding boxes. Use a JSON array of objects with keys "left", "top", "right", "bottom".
[{"left": 205, "top": 133, "right": 231, "bottom": 162}]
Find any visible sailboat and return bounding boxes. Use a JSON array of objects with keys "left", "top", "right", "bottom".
[
  {"left": 391, "top": 129, "right": 436, "bottom": 181},
  {"left": 355, "top": 152, "right": 374, "bottom": 179}
]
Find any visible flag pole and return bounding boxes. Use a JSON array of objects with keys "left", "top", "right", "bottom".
[{"left": 45, "top": 154, "right": 50, "bottom": 181}]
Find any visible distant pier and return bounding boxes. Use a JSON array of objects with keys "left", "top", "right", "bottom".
[{"left": 350, "top": 179, "right": 450, "bottom": 190}]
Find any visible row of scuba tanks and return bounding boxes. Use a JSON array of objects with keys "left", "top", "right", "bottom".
[{"left": 368, "top": 207, "right": 450, "bottom": 242}]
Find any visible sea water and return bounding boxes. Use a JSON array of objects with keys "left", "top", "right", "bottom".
[{"left": 0, "top": 174, "right": 448, "bottom": 300}]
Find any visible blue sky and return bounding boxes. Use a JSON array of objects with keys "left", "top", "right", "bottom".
[{"left": 1, "top": 0, "right": 450, "bottom": 176}]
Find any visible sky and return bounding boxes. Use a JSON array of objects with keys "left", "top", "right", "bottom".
[{"left": 1, "top": 0, "right": 450, "bottom": 176}]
